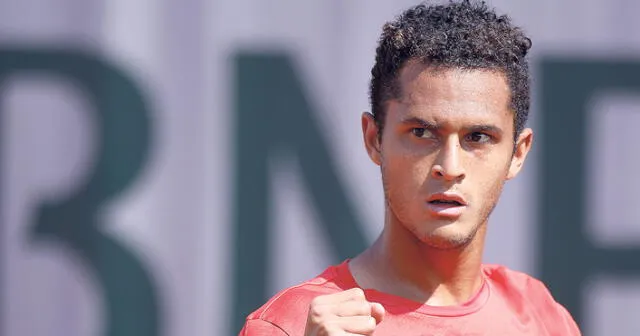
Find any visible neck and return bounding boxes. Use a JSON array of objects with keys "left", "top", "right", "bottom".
[{"left": 351, "top": 210, "right": 487, "bottom": 306}]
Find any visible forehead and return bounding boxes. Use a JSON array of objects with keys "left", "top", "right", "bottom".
[{"left": 389, "top": 62, "right": 513, "bottom": 128}]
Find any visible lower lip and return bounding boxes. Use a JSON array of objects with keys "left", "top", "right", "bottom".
[{"left": 426, "top": 203, "right": 467, "bottom": 218}]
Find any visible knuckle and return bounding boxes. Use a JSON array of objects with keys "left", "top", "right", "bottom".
[
  {"left": 351, "top": 287, "right": 366, "bottom": 299},
  {"left": 309, "top": 304, "right": 326, "bottom": 320},
  {"left": 355, "top": 301, "right": 371, "bottom": 314},
  {"left": 365, "top": 316, "right": 377, "bottom": 330},
  {"left": 310, "top": 296, "right": 324, "bottom": 306}
]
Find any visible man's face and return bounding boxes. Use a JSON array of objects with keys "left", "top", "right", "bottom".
[{"left": 362, "top": 62, "right": 533, "bottom": 249}]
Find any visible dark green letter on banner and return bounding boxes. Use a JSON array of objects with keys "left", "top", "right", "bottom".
[
  {"left": 232, "top": 53, "right": 368, "bottom": 334},
  {"left": 540, "top": 59, "right": 640, "bottom": 333},
  {"left": 0, "top": 48, "right": 160, "bottom": 336}
]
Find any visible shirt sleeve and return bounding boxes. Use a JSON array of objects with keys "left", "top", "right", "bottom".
[
  {"left": 522, "top": 276, "right": 582, "bottom": 335},
  {"left": 239, "top": 318, "right": 290, "bottom": 336}
]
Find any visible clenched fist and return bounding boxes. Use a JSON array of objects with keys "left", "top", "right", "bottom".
[{"left": 304, "top": 288, "right": 385, "bottom": 336}]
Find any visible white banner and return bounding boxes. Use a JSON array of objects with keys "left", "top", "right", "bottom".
[{"left": 1, "top": 0, "right": 640, "bottom": 335}]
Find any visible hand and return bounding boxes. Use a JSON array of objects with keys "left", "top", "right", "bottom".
[{"left": 304, "top": 288, "right": 385, "bottom": 336}]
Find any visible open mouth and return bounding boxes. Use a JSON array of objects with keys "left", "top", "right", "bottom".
[
  {"left": 427, "top": 196, "right": 467, "bottom": 219},
  {"left": 428, "top": 199, "right": 463, "bottom": 206},
  {"left": 426, "top": 193, "right": 467, "bottom": 218}
]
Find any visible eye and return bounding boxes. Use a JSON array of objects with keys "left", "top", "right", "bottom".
[
  {"left": 411, "top": 128, "right": 434, "bottom": 139},
  {"left": 466, "top": 132, "right": 491, "bottom": 144}
]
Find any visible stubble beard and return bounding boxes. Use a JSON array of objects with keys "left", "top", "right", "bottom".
[{"left": 380, "top": 165, "right": 505, "bottom": 252}]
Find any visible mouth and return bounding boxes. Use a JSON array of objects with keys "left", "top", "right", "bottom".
[
  {"left": 426, "top": 193, "right": 468, "bottom": 218},
  {"left": 428, "top": 199, "right": 464, "bottom": 206}
]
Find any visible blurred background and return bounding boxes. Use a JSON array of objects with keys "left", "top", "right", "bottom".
[{"left": 1, "top": 0, "right": 640, "bottom": 335}]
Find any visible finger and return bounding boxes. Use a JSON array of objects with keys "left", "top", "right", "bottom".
[
  {"left": 338, "top": 315, "right": 377, "bottom": 334},
  {"left": 370, "top": 302, "right": 386, "bottom": 324},
  {"left": 313, "top": 288, "right": 366, "bottom": 305},
  {"left": 334, "top": 300, "right": 372, "bottom": 317}
]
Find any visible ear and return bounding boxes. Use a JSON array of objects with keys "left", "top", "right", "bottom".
[
  {"left": 507, "top": 128, "right": 533, "bottom": 180},
  {"left": 362, "top": 112, "right": 382, "bottom": 166}
]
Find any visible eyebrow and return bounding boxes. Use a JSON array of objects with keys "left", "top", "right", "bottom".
[
  {"left": 400, "top": 117, "right": 438, "bottom": 129},
  {"left": 465, "top": 124, "right": 504, "bottom": 136},
  {"left": 399, "top": 116, "right": 504, "bottom": 135}
]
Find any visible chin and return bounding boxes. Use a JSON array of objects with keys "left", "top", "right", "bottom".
[
  {"left": 412, "top": 221, "right": 478, "bottom": 250},
  {"left": 422, "top": 234, "right": 474, "bottom": 250}
]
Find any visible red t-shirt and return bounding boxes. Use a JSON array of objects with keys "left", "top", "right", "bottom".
[{"left": 239, "top": 260, "right": 581, "bottom": 335}]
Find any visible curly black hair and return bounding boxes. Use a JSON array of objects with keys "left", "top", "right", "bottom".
[{"left": 369, "top": 0, "right": 532, "bottom": 140}]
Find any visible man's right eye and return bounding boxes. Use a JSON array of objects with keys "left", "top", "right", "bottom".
[{"left": 411, "top": 128, "right": 433, "bottom": 139}]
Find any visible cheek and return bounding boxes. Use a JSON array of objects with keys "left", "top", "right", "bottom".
[
  {"left": 468, "top": 145, "right": 512, "bottom": 174},
  {"left": 382, "top": 150, "right": 432, "bottom": 191},
  {"left": 467, "top": 154, "right": 511, "bottom": 197}
]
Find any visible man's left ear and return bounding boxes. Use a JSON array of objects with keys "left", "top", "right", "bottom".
[{"left": 507, "top": 128, "right": 533, "bottom": 180}]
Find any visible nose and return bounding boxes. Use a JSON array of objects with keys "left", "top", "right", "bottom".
[{"left": 431, "top": 136, "right": 466, "bottom": 181}]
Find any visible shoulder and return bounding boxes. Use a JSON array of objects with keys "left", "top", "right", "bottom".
[
  {"left": 482, "top": 264, "right": 581, "bottom": 334},
  {"left": 482, "top": 264, "right": 562, "bottom": 306},
  {"left": 482, "top": 264, "right": 550, "bottom": 294},
  {"left": 243, "top": 262, "right": 353, "bottom": 335}
]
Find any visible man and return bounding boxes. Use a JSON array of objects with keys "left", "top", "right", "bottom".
[{"left": 240, "top": 0, "right": 581, "bottom": 335}]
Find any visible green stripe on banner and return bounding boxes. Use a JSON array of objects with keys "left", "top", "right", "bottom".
[
  {"left": 232, "top": 52, "right": 368, "bottom": 335},
  {"left": 0, "top": 48, "right": 160, "bottom": 336},
  {"left": 540, "top": 58, "right": 640, "bottom": 334}
]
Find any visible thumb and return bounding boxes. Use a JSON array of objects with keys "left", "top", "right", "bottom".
[{"left": 370, "top": 302, "right": 385, "bottom": 324}]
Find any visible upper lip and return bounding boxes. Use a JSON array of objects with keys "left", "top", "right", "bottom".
[{"left": 427, "top": 192, "right": 468, "bottom": 206}]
